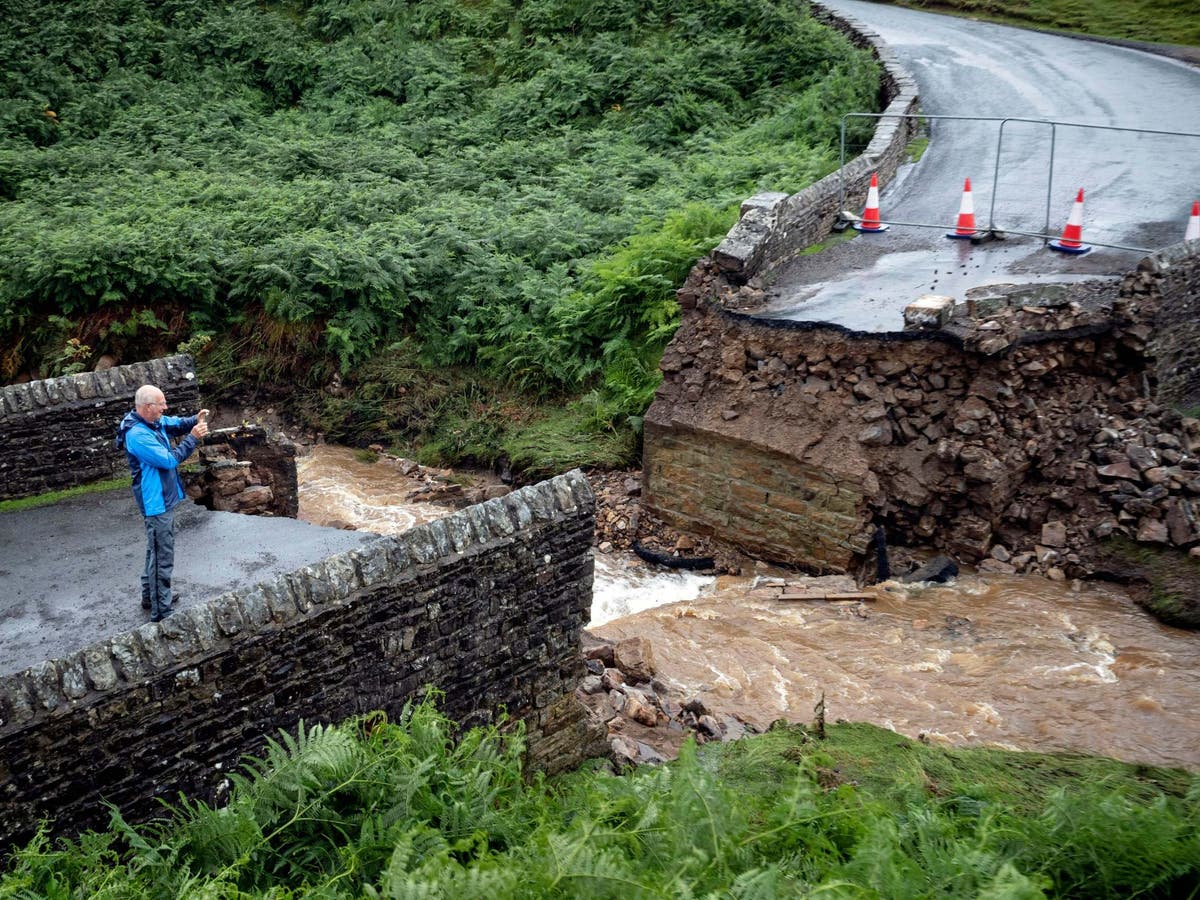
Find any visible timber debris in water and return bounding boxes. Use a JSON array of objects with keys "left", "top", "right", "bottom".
[{"left": 778, "top": 591, "right": 876, "bottom": 601}]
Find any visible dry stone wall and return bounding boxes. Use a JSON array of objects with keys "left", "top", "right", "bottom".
[
  {"left": 0, "top": 355, "right": 200, "bottom": 500},
  {"left": 0, "top": 471, "right": 596, "bottom": 850},
  {"left": 644, "top": 421, "right": 872, "bottom": 572}
]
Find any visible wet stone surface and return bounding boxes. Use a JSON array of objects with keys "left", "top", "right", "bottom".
[{"left": 0, "top": 487, "right": 378, "bottom": 676}]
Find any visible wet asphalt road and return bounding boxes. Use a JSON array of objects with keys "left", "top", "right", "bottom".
[
  {"left": 0, "top": 489, "right": 379, "bottom": 677},
  {"left": 761, "top": 0, "right": 1200, "bottom": 330}
]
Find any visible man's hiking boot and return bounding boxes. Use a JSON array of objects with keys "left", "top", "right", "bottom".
[{"left": 144, "top": 592, "right": 181, "bottom": 611}]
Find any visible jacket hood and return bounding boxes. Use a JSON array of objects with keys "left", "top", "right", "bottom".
[{"left": 115, "top": 410, "right": 147, "bottom": 449}]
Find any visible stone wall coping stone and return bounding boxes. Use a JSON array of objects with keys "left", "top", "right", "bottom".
[
  {"left": 0, "top": 469, "right": 594, "bottom": 734},
  {"left": 0, "top": 355, "right": 197, "bottom": 421}
]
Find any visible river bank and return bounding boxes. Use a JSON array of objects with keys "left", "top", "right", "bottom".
[{"left": 293, "top": 443, "right": 1200, "bottom": 771}]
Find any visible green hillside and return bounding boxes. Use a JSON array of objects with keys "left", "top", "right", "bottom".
[
  {"left": 3, "top": 698, "right": 1196, "bottom": 897},
  {"left": 0, "top": 0, "right": 879, "bottom": 471},
  {"left": 868, "top": 0, "right": 1200, "bottom": 47}
]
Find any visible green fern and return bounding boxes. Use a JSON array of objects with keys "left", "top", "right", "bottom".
[{"left": 4, "top": 657, "right": 1197, "bottom": 898}]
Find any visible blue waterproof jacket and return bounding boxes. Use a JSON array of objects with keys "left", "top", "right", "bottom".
[{"left": 115, "top": 411, "right": 199, "bottom": 516}]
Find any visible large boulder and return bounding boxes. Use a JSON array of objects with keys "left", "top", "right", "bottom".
[{"left": 613, "top": 637, "right": 657, "bottom": 683}]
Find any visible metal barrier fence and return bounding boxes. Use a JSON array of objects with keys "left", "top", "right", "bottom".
[{"left": 839, "top": 112, "right": 1200, "bottom": 253}]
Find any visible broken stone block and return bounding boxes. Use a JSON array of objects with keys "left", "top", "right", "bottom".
[
  {"left": 1127, "top": 445, "right": 1160, "bottom": 471},
  {"left": 904, "top": 294, "right": 955, "bottom": 329},
  {"left": 584, "top": 641, "right": 615, "bottom": 668},
  {"left": 1040, "top": 521, "right": 1068, "bottom": 548},
  {"left": 1035, "top": 545, "right": 1060, "bottom": 565},
  {"left": 610, "top": 735, "right": 639, "bottom": 769},
  {"left": 613, "top": 637, "right": 656, "bottom": 683},
  {"left": 635, "top": 741, "right": 669, "bottom": 764},
  {"left": 601, "top": 667, "right": 625, "bottom": 692},
  {"left": 623, "top": 690, "right": 659, "bottom": 727},
  {"left": 1136, "top": 518, "right": 1169, "bottom": 544},
  {"left": 1097, "top": 461, "right": 1139, "bottom": 481},
  {"left": 901, "top": 555, "right": 959, "bottom": 584},
  {"left": 859, "top": 422, "right": 894, "bottom": 446},
  {"left": 1165, "top": 499, "right": 1198, "bottom": 547}
]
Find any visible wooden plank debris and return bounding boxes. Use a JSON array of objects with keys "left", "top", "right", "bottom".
[{"left": 777, "top": 591, "right": 876, "bottom": 602}]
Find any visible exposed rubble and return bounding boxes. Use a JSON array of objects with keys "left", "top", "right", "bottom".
[
  {"left": 185, "top": 424, "right": 298, "bottom": 517},
  {"left": 578, "top": 632, "right": 764, "bottom": 769},
  {"left": 644, "top": 244, "right": 1200, "bottom": 627}
]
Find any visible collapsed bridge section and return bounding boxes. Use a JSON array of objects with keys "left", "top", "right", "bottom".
[{"left": 644, "top": 243, "right": 1200, "bottom": 583}]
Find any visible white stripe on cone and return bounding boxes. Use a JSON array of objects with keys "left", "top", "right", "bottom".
[{"left": 1187, "top": 201, "right": 1200, "bottom": 242}]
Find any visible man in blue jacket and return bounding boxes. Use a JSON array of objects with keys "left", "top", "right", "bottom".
[{"left": 115, "top": 384, "right": 209, "bottom": 622}]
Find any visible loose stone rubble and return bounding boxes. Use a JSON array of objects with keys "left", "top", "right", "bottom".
[{"left": 578, "top": 633, "right": 762, "bottom": 769}]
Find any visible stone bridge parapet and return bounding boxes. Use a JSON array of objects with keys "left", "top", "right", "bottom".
[
  {"left": 0, "top": 470, "right": 598, "bottom": 850},
  {"left": 709, "top": 1, "right": 920, "bottom": 288},
  {"left": 0, "top": 355, "right": 200, "bottom": 501}
]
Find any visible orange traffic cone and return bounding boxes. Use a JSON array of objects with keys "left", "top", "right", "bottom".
[
  {"left": 854, "top": 172, "right": 889, "bottom": 232},
  {"left": 1186, "top": 201, "right": 1200, "bottom": 242},
  {"left": 946, "top": 177, "right": 981, "bottom": 239},
  {"left": 1048, "top": 188, "right": 1090, "bottom": 255}
]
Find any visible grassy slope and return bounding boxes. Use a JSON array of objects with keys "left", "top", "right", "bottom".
[
  {"left": 865, "top": 0, "right": 1200, "bottom": 47},
  {"left": 2, "top": 702, "right": 1195, "bottom": 896},
  {"left": 0, "top": 476, "right": 130, "bottom": 513}
]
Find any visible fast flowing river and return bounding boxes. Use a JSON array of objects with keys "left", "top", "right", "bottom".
[{"left": 297, "top": 445, "right": 1200, "bottom": 769}]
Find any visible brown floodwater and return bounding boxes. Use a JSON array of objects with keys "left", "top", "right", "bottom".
[
  {"left": 298, "top": 445, "right": 1200, "bottom": 769},
  {"left": 296, "top": 445, "right": 460, "bottom": 533},
  {"left": 595, "top": 574, "right": 1200, "bottom": 769}
]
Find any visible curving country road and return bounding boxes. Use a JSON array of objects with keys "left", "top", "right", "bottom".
[{"left": 759, "top": 0, "right": 1200, "bottom": 330}]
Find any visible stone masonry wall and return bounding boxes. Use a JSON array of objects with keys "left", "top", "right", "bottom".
[
  {"left": 709, "top": 3, "right": 920, "bottom": 286},
  {"left": 644, "top": 421, "right": 871, "bottom": 571},
  {"left": 1147, "top": 240, "right": 1200, "bottom": 410},
  {"left": 0, "top": 355, "right": 200, "bottom": 501},
  {"left": 185, "top": 425, "right": 300, "bottom": 518},
  {"left": 0, "top": 471, "right": 596, "bottom": 850}
]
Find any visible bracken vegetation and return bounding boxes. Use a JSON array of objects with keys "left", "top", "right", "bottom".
[
  {"left": 2, "top": 696, "right": 1197, "bottom": 898},
  {"left": 0, "top": 0, "right": 879, "bottom": 471}
]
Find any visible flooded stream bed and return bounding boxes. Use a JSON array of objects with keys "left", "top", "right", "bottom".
[
  {"left": 298, "top": 445, "right": 1200, "bottom": 769},
  {"left": 593, "top": 574, "right": 1200, "bottom": 769}
]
